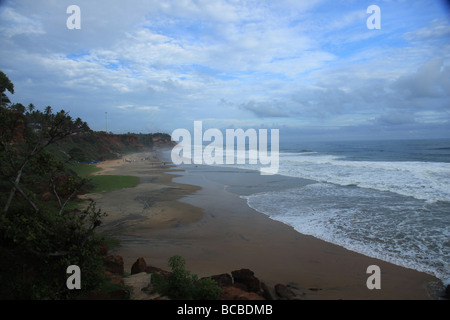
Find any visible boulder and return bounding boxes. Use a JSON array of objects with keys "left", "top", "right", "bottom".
[
  {"left": 123, "top": 272, "right": 152, "bottom": 300},
  {"left": 220, "top": 286, "right": 265, "bottom": 300},
  {"left": 274, "top": 283, "right": 296, "bottom": 299},
  {"left": 261, "top": 282, "right": 274, "bottom": 300},
  {"left": 231, "top": 269, "right": 261, "bottom": 292},
  {"left": 209, "top": 273, "right": 233, "bottom": 287},
  {"left": 443, "top": 284, "right": 450, "bottom": 299},
  {"left": 104, "top": 254, "right": 124, "bottom": 275},
  {"left": 145, "top": 265, "right": 170, "bottom": 277},
  {"left": 131, "top": 257, "right": 147, "bottom": 275}
]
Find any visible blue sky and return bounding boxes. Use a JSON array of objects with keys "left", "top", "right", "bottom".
[{"left": 0, "top": 0, "right": 449, "bottom": 142}]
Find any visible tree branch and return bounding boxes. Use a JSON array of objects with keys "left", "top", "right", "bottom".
[{"left": 7, "top": 176, "right": 39, "bottom": 214}]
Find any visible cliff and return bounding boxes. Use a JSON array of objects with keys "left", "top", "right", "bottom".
[{"left": 51, "top": 131, "right": 174, "bottom": 163}]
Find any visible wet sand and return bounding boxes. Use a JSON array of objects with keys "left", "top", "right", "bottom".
[
  {"left": 86, "top": 152, "right": 203, "bottom": 234},
  {"left": 91, "top": 152, "right": 442, "bottom": 300}
]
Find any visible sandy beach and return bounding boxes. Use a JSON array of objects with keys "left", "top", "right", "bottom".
[{"left": 90, "top": 151, "right": 442, "bottom": 300}]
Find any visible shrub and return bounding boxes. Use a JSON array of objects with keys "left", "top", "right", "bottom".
[
  {"left": 0, "top": 201, "right": 106, "bottom": 299},
  {"left": 152, "top": 255, "right": 222, "bottom": 300},
  {"left": 193, "top": 277, "right": 223, "bottom": 300}
]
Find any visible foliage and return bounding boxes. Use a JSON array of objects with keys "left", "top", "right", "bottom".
[
  {"left": 0, "top": 71, "right": 106, "bottom": 299},
  {"left": 0, "top": 70, "right": 173, "bottom": 299},
  {"left": 152, "top": 255, "right": 223, "bottom": 300},
  {"left": 0, "top": 200, "right": 106, "bottom": 299},
  {"left": 194, "top": 277, "right": 224, "bottom": 300},
  {"left": 0, "top": 70, "right": 14, "bottom": 107}
]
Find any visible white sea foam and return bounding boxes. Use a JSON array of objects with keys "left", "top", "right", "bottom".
[
  {"left": 214, "top": 150, "right": 450, "bottom": 203},
  {"left": 274, "top": 152, "right": 450, "bottom": 203},
  {"left": 199, "top": 146, "right": 450, "bottom": 284},
  {"left": 243, "top": 182, "right": 450, "bottom": 284}
]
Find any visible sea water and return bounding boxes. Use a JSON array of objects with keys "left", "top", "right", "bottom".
[{"left": 235, "top": 139, "right": 450, "bottom": 285}]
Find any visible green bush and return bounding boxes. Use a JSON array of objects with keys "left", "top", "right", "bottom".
[
  {"left": 193, "top": 277, "right": 223, "bottom": 300},
  {"left": 152, "top": 255, "right": 222, "bottom": 300},
  {"left": 0, "top": 201, "right": 106, "bottom": 299}
]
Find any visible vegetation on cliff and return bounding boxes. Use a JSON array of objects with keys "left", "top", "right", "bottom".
[
  {"left": 0, "top": 70, "right": 170, "bottom": 299},
  {"left": 52, "top": 131, "right": 172, "bottom": 164}
]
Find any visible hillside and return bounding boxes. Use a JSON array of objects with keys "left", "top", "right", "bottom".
[
  {"left": 50, "top": 131, "right": 174, "bottom": 163},
  {"left": 0, "top": 70, "right": 181, "bottom": 299}
]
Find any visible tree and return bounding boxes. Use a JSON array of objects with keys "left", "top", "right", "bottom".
[
  {"left": 0, "top": 71, "right": 106, "bottom": 299},
  {"left": 0, "top": 104, "right": 90, "bottom": 215},
  {"left": 0, "top": 71, "right": 14, "bottom": 107}
]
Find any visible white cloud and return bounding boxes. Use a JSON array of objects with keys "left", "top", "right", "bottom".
[
  {"left": 405, "top": 18, "right": 450, "bottom": 41},
  {"left": 117, "top": 104, "right": 160, "bottom": 111},
  {"left": 0, "top": 0, "right": 449, "bottom": 138},
  {"left": 0, "top": 6, "right": 45, "bottom": 37},
  {"left": 392, "top": 59, "right": 450, "bottom": 99}
]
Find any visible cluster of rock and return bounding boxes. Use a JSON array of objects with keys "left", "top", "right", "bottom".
[
  {"left": 129, "top": 256, "right": 304, "bottom": 300},
  {"left": 207, "top": 268, "right": 300, "bottom": 300},
  {"left": 95, "top": 247, "right": 304, "bottom": 300}
]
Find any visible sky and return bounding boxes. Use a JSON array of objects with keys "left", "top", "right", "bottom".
[{"left": 0, "top": 0, "right": 449, "bottom": 142}]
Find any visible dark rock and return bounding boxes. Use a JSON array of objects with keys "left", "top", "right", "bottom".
[
  {"left": 443, "top": 284, "right": 450, "bottom": 299},
  {"left": 308, "top": 287, "right": 322, "bottom": 291},
  {"left": 145, "top": 265, "right": 170, "bottom": 276},
  {"left": 220, "top": 286, "right": 265, "bottom": 300},
  {"left": 210, "top": 273, "right": 233, "bottom": 287},
  {"left": 233, "top": 282, "right": 249, "bottom": 292},
  {"left": 131, "top": 257, "right": 147, "bottom": 275},
  {"left": 104, "top": 254, "right": 124, "bottom": 275},
  {"left": 261, "top": 282, "right": 274, "bottom": 300},
  {"left": 275, "top": 283, "right": 296, "bottom": 299},
  {"left": 231, "top": 269, "right": 261, "bottom": 292}
]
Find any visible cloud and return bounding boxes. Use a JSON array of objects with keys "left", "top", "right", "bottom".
[
  {"left": 0, "top": 6, "right": 45, "bottom": 38},
  {"left": 117, "top": 104, "right": 160, "bottom": 112},
  {"left": 375, "top": 112, "right": 416, "bottom": 126},
  {"left": 0, "top": 0, "right": 449, "bottom": 139},
  {"left": 405, "top": 18, "right": 450, "bottom": 41},
  {"left": 239, "top": 100, "right": 289, "bottom": 118},
  {"left": 392, "top": 59, "right": 450, "bottom": 99}
]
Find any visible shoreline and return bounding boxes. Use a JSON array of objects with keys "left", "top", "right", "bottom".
[{"left": 92, "top": 152, "right": 443, "bottom": 299}]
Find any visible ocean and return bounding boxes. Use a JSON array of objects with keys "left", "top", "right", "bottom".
[
  {"left": 167, "top": 138, "right": 450, "bottom": 286},
  {"left": 240, "top": 139, "right": 450, "bottom": 286}
]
